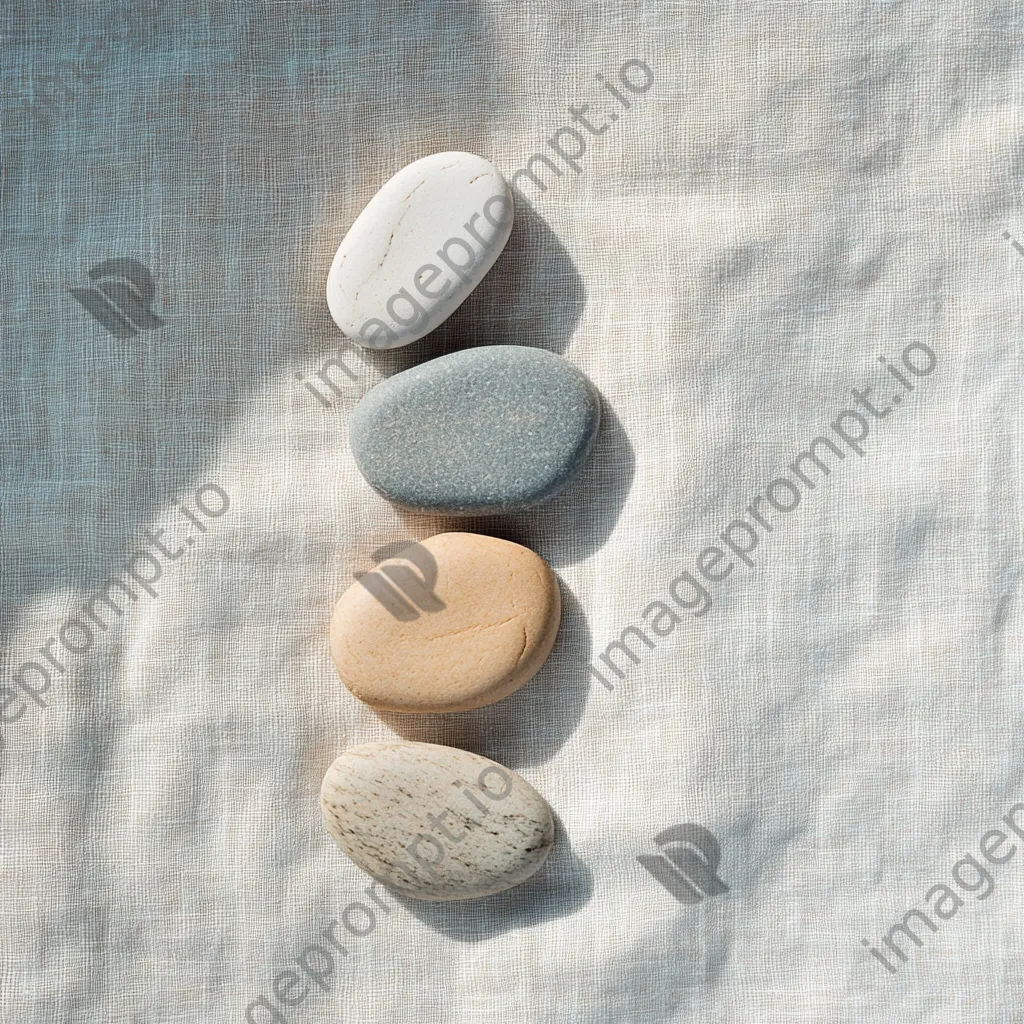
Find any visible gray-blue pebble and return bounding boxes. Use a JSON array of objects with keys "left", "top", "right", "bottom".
[{"left": 350, "top": 345, "right": 602, "bottom": 515}]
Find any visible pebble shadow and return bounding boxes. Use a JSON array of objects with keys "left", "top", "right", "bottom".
[
  {"left": 375, "top": 584, "right": 592, "bottom": 770},
  {"left": 359, "top": 197, "right": 587, "bottom": 384},
  {"left": 391, "top": 394, "right": 635, "bottom": 569}
]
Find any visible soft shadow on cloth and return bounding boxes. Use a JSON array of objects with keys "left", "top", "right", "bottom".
[{"left": 0, "top": 1, "right": 560, "bottom": 667}]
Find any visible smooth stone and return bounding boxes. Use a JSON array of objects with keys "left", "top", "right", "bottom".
[
  {"left": 331, "top": 533, "right": 561, "bottom": 713},
  {"left": 321, "top": 741, "right": 555, "bottom": 901},
  {"left": 325, "top": 152, "right": 514, "bottom": 350},
  {"left": 349, "top": 345, "right": 602, "bottom": 515}
]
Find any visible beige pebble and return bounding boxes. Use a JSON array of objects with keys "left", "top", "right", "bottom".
[
  {"left": 330, "top": 532, "right": 561, "bottom": 713},
  {"left": 321, "top": 741, "right": 555, "bottom": 900}
]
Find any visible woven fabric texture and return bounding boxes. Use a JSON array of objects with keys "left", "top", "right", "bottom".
[{"left": 3, "top": 2, "right": 1024, "bottom": 1022}]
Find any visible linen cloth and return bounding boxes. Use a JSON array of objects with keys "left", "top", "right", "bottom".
[{"left": 3, "top": 2, "right": 1024, "bottom": 1021}]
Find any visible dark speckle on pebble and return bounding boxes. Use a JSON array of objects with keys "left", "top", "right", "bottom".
[{"left": 349, "top": 345, "right": 602, "bottom": 515}]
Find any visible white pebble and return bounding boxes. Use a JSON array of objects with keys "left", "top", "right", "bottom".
[{"left": 325, "top": 152, "right": 514, "bottom": 349}]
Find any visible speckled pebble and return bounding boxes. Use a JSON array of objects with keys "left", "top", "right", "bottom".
[
  {"left": 349, "top": 345, "right": 601, "bottom": 515},
  {"left": 321, "top": 741, "right": 555, "bottom": 901}
]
